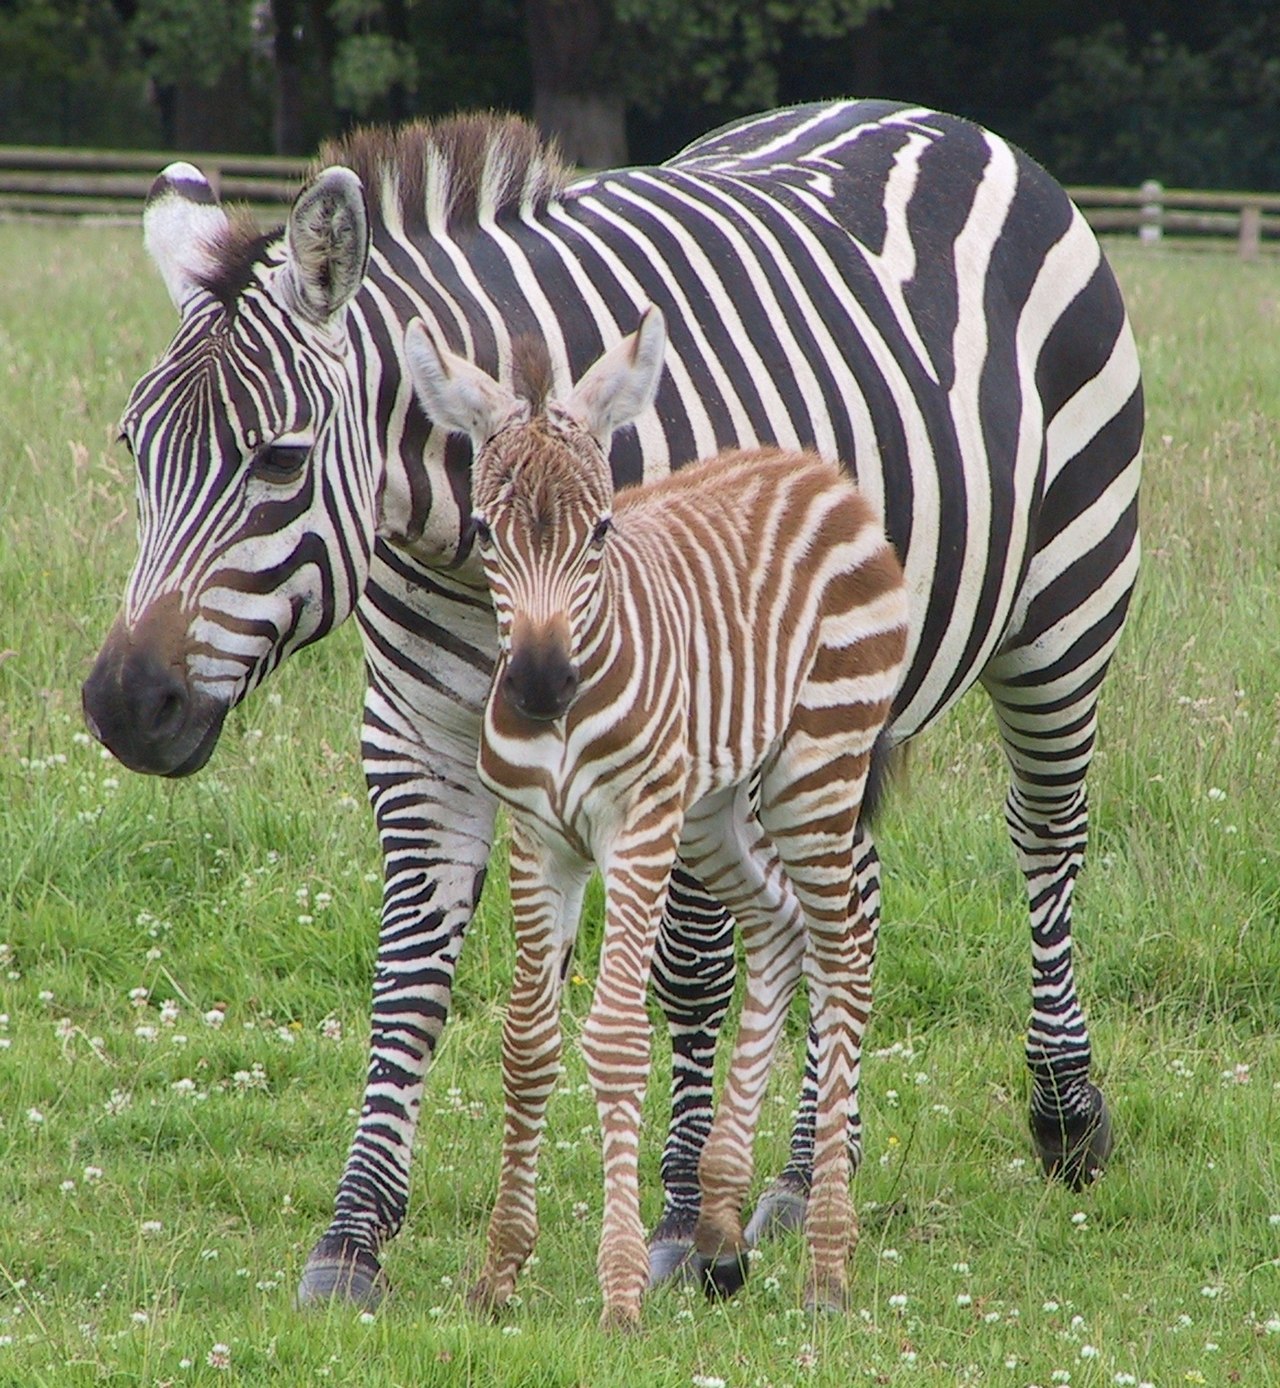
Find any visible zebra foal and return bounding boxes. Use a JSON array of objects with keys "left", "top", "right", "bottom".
[{"left": 404, "top": 306, "right": 908, "bottom": 1328}]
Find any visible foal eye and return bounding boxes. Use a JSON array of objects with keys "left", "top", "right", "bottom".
[
  {"left": 470, "top": 516, "right": 493, "bottom": 548},
  {"left": 590, "top": 516, "right": 612, "bottom": 548},
  {"left": 250, "top": 442, "right": 309, "bottom": 484}
]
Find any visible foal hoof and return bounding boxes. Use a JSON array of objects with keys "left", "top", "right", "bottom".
[
  {"left": 648, "top": 1208, "right": 700, "bottom": 1288},
  {"left": 803, "top": 1284, "right": 848, "bottom": 1315},
  {"left": 1031, "top": 1085, "right": 1113, "bottom": 1190},
  {"left": 697, "top": 1250, "right": 749, "bottom": 1301},
  {"left": 599, "top": 1302, "right": 642, "bottom": 1334},
  {"left": 296, "top": 1238, "right": 389, "bottom": 1309},
  {"left": 744, "top": 1172, "right": 809, "bottom": 1248}
]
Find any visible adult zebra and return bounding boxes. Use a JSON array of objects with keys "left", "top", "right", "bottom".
[{"left": 82, "top": 100, "right": 1142, "bottom": 1308}]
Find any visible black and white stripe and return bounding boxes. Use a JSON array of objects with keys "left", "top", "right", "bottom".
[{"left": 84, "top": 100, "right": 1141, "bottom": 1306}]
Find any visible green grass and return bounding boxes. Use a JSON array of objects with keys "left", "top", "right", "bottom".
[{"left": 1, "top": 225, "right": 1279, "bottom": 1386}]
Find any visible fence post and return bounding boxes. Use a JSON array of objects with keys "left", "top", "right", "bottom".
[
  {"left": 1139, "top": 179, "right": 1163, "bottom": 245},
  {"left": 1239, "top": 203, "right": 1261, "bottom": 261}
]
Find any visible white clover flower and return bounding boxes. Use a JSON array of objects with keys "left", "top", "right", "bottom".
[
  {"left": 60, "top": 1180, "right": 76, "bottom": 1194},
  {"left": 1080, "top": 1345, "right": 1099, "bottom": 1359},
  {"left": 1200, "top": 1284, "right": 1223, "bottom": 1299},
  {"left": 128, "top": 987, "right": 149, "bottom": 1008},
  {"left": 159, "top": 1000, "right": 180, "bottom": 1026},
  {"left": 203, "top": 1008, "right": 226, "bottom": 1028},
  {"left": 26, "top": 1108, "right": 44, "bottom": 1125},
  {"left": 131, "top": 1311, "right": 148, "bottom": 1325},
  {"left": 83, "top": 1165, "right": 103, "bottom": 1183},
  {"left": 134, "top": 1025, "right": 158, "bottom": 1042},
  {"left": 1070, "top": 1211, "right": 1088, "bottom": 1226},
  {"left": 1207, "top": 786, "right": 1226, "bottom": 801},
  {"left": 55, "top": 1017, "right": 75, "bottom": 1041},
  {"left": 103, "top": 1089, "right": 132, "bottom": 1115},
  {"left": 956, "top": 1293, "right": 972, "bottom": 1307},
  {"left": 141, "top": 1220, "right": 162, "bottom": 1236},
  {"left": 888, "top": 1293, "right": 907, "bottom": 1309},
  {"left": 207, "top": 1343, "right": 231, "bottom": 1370}
]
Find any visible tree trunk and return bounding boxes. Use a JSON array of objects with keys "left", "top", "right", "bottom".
[
  {"left": 524, "top": 0, "right": 627, "bottom": 167},
  {"left": 271, "top": 0, "right": 305, "bottom": 154}
]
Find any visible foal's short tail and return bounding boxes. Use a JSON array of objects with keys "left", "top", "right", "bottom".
[{"left": 859, "top": 728, "right": 904, "bottom": 829}]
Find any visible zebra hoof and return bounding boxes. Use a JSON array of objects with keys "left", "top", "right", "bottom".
[
  {"left": 647, "top": 1208, "right": 700, "bottom": 1288},
  {"left": 1031, "top": 1086, "right": 1113, "bottom": 1190},
  {"left": 697, "top": 1250, "right": 749, "bottom": 1301},
  {"left": 296, "top": 1238, "right": 389, "bottom": 1309},
  {"left": 743, "top": 1173, "right": 809, "bottom": 1248}
]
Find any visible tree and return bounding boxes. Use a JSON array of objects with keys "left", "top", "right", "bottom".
[{"left": 522, "top": 0, "right": 890, "bottom": 167}]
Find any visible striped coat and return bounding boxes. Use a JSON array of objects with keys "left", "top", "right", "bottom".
[{"left": 405, "top": 307, "right": 908, "bottom": 1326}]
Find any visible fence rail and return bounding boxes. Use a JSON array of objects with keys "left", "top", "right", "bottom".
[{"left": 1, "top": 146, "right": 1277, "bottom": 256}]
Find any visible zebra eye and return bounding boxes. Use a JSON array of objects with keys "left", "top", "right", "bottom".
[
  {"left": 251, "top": 442, "right": 309, "bottom": 485},
  {"left": 116, "top": 431, "right": 134, "bottom": 458},
  {"left": 470, "top": 516, "right": 493, "bottom": 549},
  {"left": 591, "top": 516, "right": 612, "bottom": 548}
]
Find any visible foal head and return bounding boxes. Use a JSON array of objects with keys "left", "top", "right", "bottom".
[{"left": 405, "top": 306, "right": 666, "bottom": 721}]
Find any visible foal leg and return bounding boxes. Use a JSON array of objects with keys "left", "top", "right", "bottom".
[
  {"left": 758, "top": 721, "right": 883, "bottom": 1310},
  {"left": 582, "top": 796, "right": 684, "bottom": 1332},
  {"left": 470, "top": 820, "right": 589, "bottom": 1315},
  {"left": 746, "top": 819, "right": 882, "bottom": 1247},
  {"left": 678, "top": 786, "right": 808, "bottom": 1299}
]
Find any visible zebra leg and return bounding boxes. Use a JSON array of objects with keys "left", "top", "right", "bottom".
[
  {"left": 646, "top": 866, "right": 737, "bottom": 1287},
  {"left": 470, "top": 822, "right": 589, "bottom": 1316},
  {"left": 982, "top": 668, "right": 1119, "bottom": 1187},
  {"left": 582, "top": 809, "right": 682, "bottom": 1332},
  {"left": 678, "top": 787, "right": 807, "bottom": 1301},
  {"left": 298, "top": 722, "right": 496, "bottom": 1308},
  {"left": 745, "top": 822, "right": 881, "bottom": 1247}
]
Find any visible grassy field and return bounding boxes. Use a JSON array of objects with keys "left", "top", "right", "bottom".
[{"left": 1, "top": 223, "right": 1278, "bottom": 1387}]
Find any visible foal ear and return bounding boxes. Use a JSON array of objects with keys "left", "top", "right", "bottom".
[
  {"left": 563, "top": 305, "right": 666, "bottom": 445},
  {"left": 282, "top": 166, "right": 369, "bottom": 326},
  {"left": 404, "top": 319, "right": 519, "bottom": 445},
  {"left": 143, "top": 162, "right": 231, "bottom": 314}
]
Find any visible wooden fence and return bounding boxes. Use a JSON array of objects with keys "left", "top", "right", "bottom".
[
  {"left": 1, "top": 145, "right": 1277, "bottom": 257},
  {"left": 0, "top": 146, "right": 306, "bottom": 220}
]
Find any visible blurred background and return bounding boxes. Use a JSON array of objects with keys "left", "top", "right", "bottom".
[{"left": 1, "top": 0, "right": 1278, "bottom": 186}]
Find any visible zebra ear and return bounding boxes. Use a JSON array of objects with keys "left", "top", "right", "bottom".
[
  {"left": 283, "top": 166, "right": 370, "bottom": 326},
  {"left": 143, "top": 162, "right": 231, "bottom": 314},
  {"left": 563, "top": 305, "right": 666, "bottom": 445},
  {"left": 404, "top": 319, "right": 518, "bottom": 445}
]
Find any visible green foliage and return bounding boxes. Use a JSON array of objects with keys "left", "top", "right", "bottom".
[
  {"left": 130, "top": 0, "right": 256, "bottom": 89},
  {"left": 1037, "top": 19, "right": 1280, "bottom": 186},
  {"left": 331, "top": 31, "right": 418, "bottom": 114},
  {"left": 611, "top": 0, "right": 888, "bottom": 112}
]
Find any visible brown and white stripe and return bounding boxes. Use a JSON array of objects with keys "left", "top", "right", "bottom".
[{"left": 405, "top": 306, "right": 908, "bottom": 1329}]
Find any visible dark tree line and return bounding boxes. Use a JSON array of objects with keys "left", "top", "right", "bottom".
[{"left": 0, "top": 0, "right": 1277, "bottom": 188}]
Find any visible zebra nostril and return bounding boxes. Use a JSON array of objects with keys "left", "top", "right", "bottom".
[{"left": 153, "top": 688, "right": 186, "bottom": 736}]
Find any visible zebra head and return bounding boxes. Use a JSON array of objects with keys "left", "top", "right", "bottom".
[
  {"left": 404, "top": 307, "right": 666, "bottom": 722},
  {"left": 83, "top": 161, "right": 376, "bottom": 776}
]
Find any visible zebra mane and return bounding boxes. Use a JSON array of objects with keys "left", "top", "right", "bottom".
[
  {"left": 195, "top": 214, "right": 278, "bottom": 309},
  {"left": 317, "top": 113, "right": 572, "bottom": 237}
]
